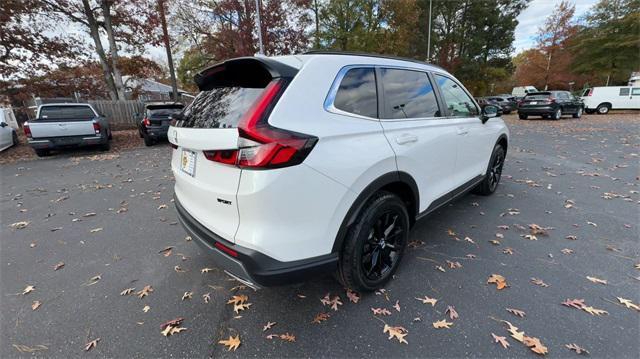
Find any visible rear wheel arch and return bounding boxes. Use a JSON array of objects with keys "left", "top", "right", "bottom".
[{"left": 331, "top": 172, "right": 418, "bottom": 253}]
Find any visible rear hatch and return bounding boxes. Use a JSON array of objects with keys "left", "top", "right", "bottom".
[
  {"left": 520, "top": 92, "right": 553, "bottom": 108},
  {"left": 146, "top": 105, "right": 183, "bottom": 127},
  {"left": 30, "top": 105, "right": 97, "bottom": 138},
  {"left": 168, "top": 57, "right": 308, "bottom": 243}
]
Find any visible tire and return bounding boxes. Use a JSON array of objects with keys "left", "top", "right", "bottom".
[
  {"left": 12, "top": 131, "right": 18, "bottom": 146},
  {"left": 34, "top": 149, "right": 49, "bottom": 157},
  {"left": 518, "top": 114, "right": 528, "bottom": 120},
  {"left": 473, "top": 144, "right": 506, "bottom": 196},
  {"left": 337, "top": 191, "right": 410, "bottom": 292},
  {"left": 143, "top": 134, "right": 154, "bottom": 146},
  {"left": 572, "top": 107, "right": 583, "bottom": 119},
  {"left": 596, "top": 103, "right": 610, "bottom": 114},
  {"left": 551, "top": 108, "right": 562, "bottom": 120}
]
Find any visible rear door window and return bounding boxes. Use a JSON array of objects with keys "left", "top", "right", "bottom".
[
  {"left": 176, "top": 87, "right": 264, "bottom": 128},
  {"left": 333, "top": 68, "right": 378, "bottom": 118},
  {"left": 619, "top": 88, "right": 630, "bottom": 96},
  {"left": 434, "top": 74, "right": 478, "bottom": 117},
  {"left": 380, "top": 68, "right": 440, "bottom": 119},
  {"left": 38, "top": 106, "right": 95, "bottom": 120}
]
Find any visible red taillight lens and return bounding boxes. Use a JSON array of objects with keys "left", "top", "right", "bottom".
[
  {"left": 23, "top": 122, "right": 32, "bottom": 138},
  {"left": 92, "top": 121, "right": 100, "bottom": 134},
  {"left": 203, "top": 78, "right": 317, "bottom": 169},
  {"left": 143, "top": 118, "right": 151, "bottom": 127},
  {"left": 214, "top": 241, "right": 238, "bottom": 257}
]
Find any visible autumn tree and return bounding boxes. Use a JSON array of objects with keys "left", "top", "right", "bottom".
[
  {"left": 570, "top": 0, "right": 640, "bottom": 86},
  {"left": 40, "top": 0, "right": 161, "bottom": 100},
  {"left": 535, "top": 1, "right": 576, "bottom": 90},
  {"left": 0, "top": 0, "right": 79, "bottom": 79}
]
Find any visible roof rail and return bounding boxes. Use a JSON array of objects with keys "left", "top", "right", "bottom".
[{"left": 303, "top": 50, "right": 445, "bottom": 71}]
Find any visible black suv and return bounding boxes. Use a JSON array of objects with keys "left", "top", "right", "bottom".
[
  {"left": 517, "top": 91, "right": 583, "bottom": 120},
  {"left": 136, "top": 102, "right": 184, "bottom": 146}
]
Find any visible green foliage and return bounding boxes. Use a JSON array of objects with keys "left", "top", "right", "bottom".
[
  {"left": 176, "top": 49, "right": 213, "bottom": 91},
  {"left": 570, "top": 0, "right": 640, "bottom": 85}
]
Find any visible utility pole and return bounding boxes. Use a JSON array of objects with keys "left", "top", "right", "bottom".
[
  {"left": 427, "top": 0, "right": 432, "bottom": 61},
  {"left": 255, "top": 0, "right": 264, "bottom": 54},
  {"left": 158, "top": 0, "right": 178, "bottom": 101}
]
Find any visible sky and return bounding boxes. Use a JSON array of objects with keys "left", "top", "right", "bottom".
[{"left": 513, "top": 0, "right": 599, "bottom": 53}]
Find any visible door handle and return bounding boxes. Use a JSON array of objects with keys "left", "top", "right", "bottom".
[
  {"left": 456, "top": 128, "right": 468, "bottom": 135},
  {"left": 395, "top": 134, "right": 418, "bottom": 145}
]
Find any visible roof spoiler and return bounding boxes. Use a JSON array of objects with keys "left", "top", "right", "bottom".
[{"left": 194, "top": 57, "right": 298, "bottom": 91}]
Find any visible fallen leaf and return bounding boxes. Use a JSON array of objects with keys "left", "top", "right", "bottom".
[
  {"left": 227, "top": 295, "right": 251, "bottom": 313},
  {"left": 445, "top": 305, "right": 459, "bottom": 320},
  {"left": 587, "top": 221, "right": 597, "bottom": 227},
  {"left": 446, "top": 260, "right": 462, "bottom": 269},
  {"left": 158, "top": 246, "right": 173, "bottom": 257},
  {"left": 279, "top": 333, "right": 296, "bottom": 342},
  {"left": 202, "top": 293, "right": 210, "bottom": 303},
  {"left": 320, "top": 293, "right": 343, "bottom": 311},
  {"left": 490, "top": 239, "right": 501, "bottom": 245},
  {"left": 503, "top": 248, "right": 514, "bottom": 255},
  {"left": 524, "top": 336, "right": 549, "bottom": 355},
  {"left": 263, "top": 321, "right": 276, "bottom": 331},
  {"left": 181, "top": 291, "right": 193, "bottom": 301},
  {"left": 488, "top": 274, "right": 508, "bottom": 290},
  {"left": 10, "top": 221, "right": 30, "bottom": 229},
  {"left": 561, "top": 298, "right": 585, "bottom": 309},
  {"left": 84, "top": 338, "right": 100, "bottom": 351},
  {"left": 53, "top": 262, "right": 65, "bottom": 271},
  {"left": 174, "top": 265, "right": 186, "bottom": 273},
  {"left": 22, "top": 285, "right": 35, "bottom": 295},
  {"left": 566, "top": 235, "right": 578, "bottom": 240},
  {"left": 492, "top": 333, "right": 510, "bottom": 349},
  {"left": 435, "top": 265, "right": 446, "bottom": 272},
  {"left": 415, "top": 296, "right": 438, "bottom": 306},
  {"left": 12, "top": 344, "right": 48, "bottom": 353},
  {"left": 120, "top": 287, "right": 135, "bottom": 296},
  {"left": 566, "top": 343, "right": 589, "bottom": 355},
  {"left": 31, "top": 301, "right": 41, "bottom": 311},
  {"left": 346, "top": 289, "right": 360, "bottom": 303},
  {"left": 586, "top": 276, "right": 607, "bottom": 285},
  {"left": 201, "top": 267, "right": 214, "bottom": 273},
  {"left": 506, "top": 308, "right": 526, "bottom": 317},
  {"left": 83, "top": 212, "right": 96, "bottom": 217},
  {"left": 157, "top": 204, "right": 168, "bottom": 210},
  {"left": 523, "top": 234, "right": 538, "bottom": 241},
  {"left": 312, "top": 312, "right": 330, "bottom": 323},
  {"left": 582, "top": 306, "right": 608, "bottom": 316},
  {"left": 432, "top": 319, "right": 453, "bottom": 329},
  {"left": 561, "top": 248, "right": 574, "bottom": 255},
  {"left": 531, "top": 278, "right": 549, "bottom": 287},
  {"left": 383, "top": 324, "right": 408, "bottom": 344},
  {"left": 371, "top": 307, "right": 392, "bottom": 316},
  {"left": 136, "top": 285, "right": 153, "bottom": 298},
  {"left": 393, "top": 300, "right": 401, "bottom": 312},
  {"left": 85, "top": 274, "right": 101, "bottom": 286},
  {"left": 143, "top": 305, "right": 150, "bottom": 313},
  {"left": 617, "top": 297, "right": 640, "bottom": 311},
  {"left": 89, "top": 227, "right": 103, "bottom": 233}
]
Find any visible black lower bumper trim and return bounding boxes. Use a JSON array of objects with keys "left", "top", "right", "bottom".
[{"left": 174, "top": 196, "right": 338, "bottom": 287}]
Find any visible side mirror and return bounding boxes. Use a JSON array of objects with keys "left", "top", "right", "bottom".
[
  {"left": 0, "top": 122, "right": 7, "bottom": 128},
  {"left": 481, "top": 105, "right": 499, "bottom": 123}
]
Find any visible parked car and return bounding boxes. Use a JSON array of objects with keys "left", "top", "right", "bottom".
[
  {"left": 485, "top": 95, "right": 517, "bottom": 114},
  {"left": 23, "top": 104, "right": 111, "bottom": 157},
  {"left": 169, "top": 52, "right": 508, "bottom": 291},
  {"left": 512, "top": 86, "right": 538, "bottom": 98},
  {"left": 517, "top": 91, "right": 583, "bottom": 120},
  {"left": 136, "top": 102, "right": 184, "bottom": 146},
  {"left": 0, "top": 121, "right": 18, "bottom": 152},
  {"left": 580, "top": 86, "right": 640, "bottom": 114}
]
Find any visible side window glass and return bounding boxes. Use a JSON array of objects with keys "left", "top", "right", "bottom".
[
  {"left": 619, "top": 88, "right": 630, "bottom": 96},
  {"left": 434, "top": 74, "right": 478, "bottom": 117},
  {"left": 333, "top": 68, "right": 378, "bottom": 118},
  {"left": 380, "top": 68, "right": 440, "bottom": 119},
  {"left": 632, "top": 88, "right": 640, "bottom": 95}
]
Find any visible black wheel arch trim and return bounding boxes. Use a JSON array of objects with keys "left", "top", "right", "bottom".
[{"left": 331, "top": 171, "right": 419, "bottom": 253}]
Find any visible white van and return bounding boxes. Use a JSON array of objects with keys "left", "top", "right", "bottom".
[
  {"left": 581, "top": 86, "right": 640, "bottom": 114},
  {"left": 512, "top": 86, "right": 538, "bottom": 98}
]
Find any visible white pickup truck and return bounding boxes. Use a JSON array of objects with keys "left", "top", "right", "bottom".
[{"left": 24, "top": 104, "right": 112, "bottom": 157}]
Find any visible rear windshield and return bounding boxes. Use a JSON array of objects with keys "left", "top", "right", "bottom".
[
  {"left": 175, "top": 87, "right": 263, "bottom": 128},
  {"left": 146, "top": 106, "right": 183, "bottom": 118},
  {"left": 38, "top": 105, "right": 95, "bottom": 120},
  {"left": 524, "top": 93, "right": 551, "bottom": 100}
]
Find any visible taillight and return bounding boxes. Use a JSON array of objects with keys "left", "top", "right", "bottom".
[
  {"left": 143, "top": 118, "right": 151, "bottom": 127},
  {"left": 203, "top": 79, "right": 317, "bottom": 169},
  {"left": 23, "top": 122, "right": 32, "bottom": 138},
  {"left": 214, "top": 241, "right": 238, "bottom": 257},
  {"left": 92, "top": 121, "right": 100, "bottom": 134}
]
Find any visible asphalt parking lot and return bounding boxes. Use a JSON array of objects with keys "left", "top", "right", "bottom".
[{"left": 1, "top": 113, "right": 638, "bottom": 358}]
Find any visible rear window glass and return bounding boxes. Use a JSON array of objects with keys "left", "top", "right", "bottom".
[
  {"left": 525, "top": 93, "right": 551, "bottom": 100},
  {"left": 333, "top": 68, "right": 378, "bottom": 118},
  {"left": 380, "top": 68, "right": 440, "bottom": 119},
  {"left": 176, "top": 87, "right": 263, "bottom": 128},
  {"left": 147, "top": 106, "right": 183, "bottom": 117},
  {"left": 38, "top": 106, "right": 95, "bottom": 120}
]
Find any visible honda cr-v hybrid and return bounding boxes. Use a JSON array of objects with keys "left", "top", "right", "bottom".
[{"left": 169, "top": 52, "right": 508, "bottom": 291}]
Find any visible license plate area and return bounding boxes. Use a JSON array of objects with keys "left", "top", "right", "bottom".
[
  {"left": 181, "top": 149, "right": 197, "bottom": 177},
  {"left": 529, "top": 101, "right": 537, "bottom": 105}
]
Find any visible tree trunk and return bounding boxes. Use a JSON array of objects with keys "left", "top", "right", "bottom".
[
  {"left": 158, "top": 0, "right": 178, "bottom": 101},
  {"left": 81, "top": 0, "right": 118, "bottom": 100},
  {"left": 313, "top": 0, "right": 320, "bottom": 48},
  {"left": 101, "top": 0, "right": 126, "bottom": 100}
]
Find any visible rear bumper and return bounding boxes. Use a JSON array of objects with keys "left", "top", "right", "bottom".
[
  {"left": 143, "top": 126, "right": 169, "bottom": 138},
  {"left": 174, "top": 195, "right": 338, "bottom": 288},
  {"left": 28, "top": 135, "right": 106, "bottom": 149},
  {"left": 517, "top": 106, "right": 555, "bottom": 115}
]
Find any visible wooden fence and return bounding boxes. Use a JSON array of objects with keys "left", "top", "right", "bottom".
[{"left": 88, "top": 100, "right": 145, "bottom": 127}]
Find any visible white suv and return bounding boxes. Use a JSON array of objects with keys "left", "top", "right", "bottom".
[{"left": 169, "top": 52, "right": 508, "bottom": 291}]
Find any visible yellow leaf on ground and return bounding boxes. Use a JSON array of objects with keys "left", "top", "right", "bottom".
[
  {"left": 432, "top": 319, "right": 453, "bottom": 329},
  {"left": 84, "top": 338, "right": 100, "bottom": 351},
  {"left": 22, "top": 285, "right": 35, "bottom": 295},
  {"left": 492, "top": 333, "right": 510, "bottom": 349},
  {"left": 586, "top": 276, "right": 607, "bottom": 285},
  {"left": 415, "top": 296, "right": 438, "bottom": 306},
  {"left": 218, "top": 335, "right": 241, "bottom": 351},
  {"left": 383, "top": 324, "right": 408, "bottom": 344},
  {"left": 488, "top": 274, "right": 508, "bottom": 290},
  {"left": 617, "top": 297, "right": 640, "bottom": 311}
]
